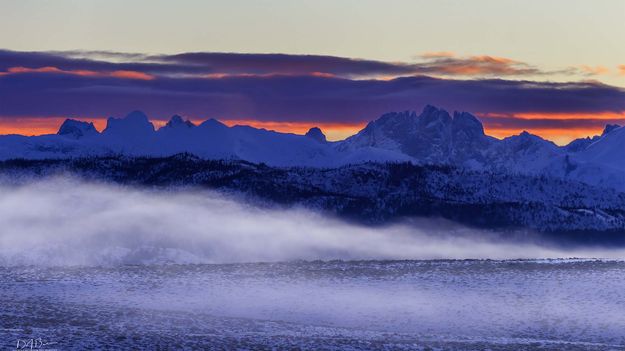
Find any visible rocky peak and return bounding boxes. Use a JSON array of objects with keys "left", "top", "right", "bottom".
[
  {"left": 452, "top": 111, "right": 484, "bottom": 135},
  {"left": 103, "top": 110, "right": 155, "bottom": 136},
  {"left": 305, "top": 127, "right": 327, "bottom": 143},
  {"left": 416, "top": 105, "right": 452, "bottom": 130},
  {"left": 602, "top": 124, "right": 621, "bottom": 136},
  {"left": 164, "top": 115, "right": 196, "bottom": 129},
  {"left": 341, "top": 105, "right": 491, "bottom": 163},
  {"left": 57, "top": 119, "right": 98, "bottom": 139}
]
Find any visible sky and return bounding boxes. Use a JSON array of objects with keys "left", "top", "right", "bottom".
[{"left": 1, "top": 0, "right": 624, "bottom": 144}]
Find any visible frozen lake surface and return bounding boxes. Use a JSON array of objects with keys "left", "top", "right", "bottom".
[{"left": 2, "top": 259, "right": 625, "bottom": 350}]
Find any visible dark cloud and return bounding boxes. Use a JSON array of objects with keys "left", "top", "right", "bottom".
[
  {"left": 1, "top": 49, "right": 625, "bottom": 136},
  {"left": 0, "top": 49, "right": 559, "bottom": 79},
  {"left": 0, "top": 50, "right": 201, "bottom": 75},
  {"left": 136, "top": 52, "right": 557, "bottom": 78},
  {"left": 0, "top": 50, "right": 416, "bottom": 78},
  {"left": 411, "top": 53, "right": 545, "bottom": 76},
  {"left": 2, "top": 62, "right": 625, "bottom": 125},
  {"left": 151, "top": 52, "right": 417, "bottom": 77}
]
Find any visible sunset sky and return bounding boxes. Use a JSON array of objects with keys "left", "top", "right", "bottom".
[{"left": 1, "top": 0, "right": 624, "bottom": 144}]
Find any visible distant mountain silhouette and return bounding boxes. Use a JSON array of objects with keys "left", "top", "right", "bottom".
[{"left": 0, "top": 105, "right": 623, "bottom": 190}]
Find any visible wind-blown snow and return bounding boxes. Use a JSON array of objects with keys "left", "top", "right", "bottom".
[{"left": 1, "top": 178, "right": 624, "bottom": 267}]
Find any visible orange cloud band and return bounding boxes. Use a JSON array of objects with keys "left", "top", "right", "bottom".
[
  {"left": 512, "top": 112, "right": 625, "bottom": 120},
  {"left": 0, "top": 66, "right": 154, "bottom": 80},
  {"left": 579, "top": 65, "right": 610, "bottom": 75}
]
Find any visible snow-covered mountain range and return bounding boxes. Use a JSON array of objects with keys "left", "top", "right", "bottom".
[{"left": 1, "top": 105, "right": 624, "bottom": 191}]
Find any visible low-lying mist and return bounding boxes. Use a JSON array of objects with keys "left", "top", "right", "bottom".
[{"left": 0, "top": 177, "right": 623, "bottom": 266}]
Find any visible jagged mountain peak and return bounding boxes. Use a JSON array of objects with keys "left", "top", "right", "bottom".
[
  {"left": 564, "top": 124, "right": 622, "bottom": 153},
  {"left": 103, "top": 110, "right": 155, "bottom": 135},
  {"left": 163, "top": 115, "right": 196, "bottom": 129},
  {"left": 363, "top": 106, "right": 456, "bottom": 132},
  {"left": 452, "top": 111, "right": 484, "bottom": 130},
  {"left": 602, "top": 124, "right": 621, "bottom": 136},
  {"left": 341, "top": 105, "right": 490, "bottom": 164},
  {"left": 366, "top": 111, "right": 418, "bottom": 132},
  {"left": 417, "top": 105, "right": 452, "bottom": 129},
  {"left": 305, "top": 127, "right": 327, "bottom": 143},
  {"left": 422, "top": 104, "right": 442, "bottom": 114},
  {"left": 57, "top": 119, "right": 98, "bottom": 139},
  {"left": 5, "top": 106, "right": 625, "bottom": 192},
  {"left": 124, "top": 110, "right": 150, "bottom": 122},
  {"left": 366, "top": 106, "right": 484, "bottom": 136},
  {"left": 576, "top": 121, "right": 625, "bottom": 171}
]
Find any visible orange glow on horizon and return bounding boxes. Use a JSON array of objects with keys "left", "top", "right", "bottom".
[
  {"left": 0, "top": 66, "right": 154, "bottom": 80},
  {"left": 0, "top": 113, "right": 622, "bottom": 146},
  {"left": 479, "top": 111, "right": 625, "bottom": 145},
  {"left": 0, "top": 117, "right": 366, "bottom": 141},
  {"left": 484, "top": 127, "right": 606, "bottom": 146},
  {"left": 222, "top": 120, "right": 365, "bottom": 141},
  {"left": 0, "top": 117, "right": 107, "bottom": 136},
  {"left": 510, "top": 111, "right": 625, "bottom": 121}
]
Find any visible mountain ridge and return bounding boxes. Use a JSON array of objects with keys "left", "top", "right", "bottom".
[
  {"left": 0, "top": 105, "right": 623, "bottom": 191},
  {"left": 1, "top": 155, "right": 624, "bottom": 239}
]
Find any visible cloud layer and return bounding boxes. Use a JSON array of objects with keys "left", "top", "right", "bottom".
[
  {"left": 0, "top": 50, "right": 557, "bottom": 80},
  {"left": 1, "top": 49, "right": 625, "bottom": 142}
]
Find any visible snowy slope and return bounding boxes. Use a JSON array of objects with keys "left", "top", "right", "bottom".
[
  {"left": 577, "top": 125, "right": 625, "bottom": 171},
  {"left": 485, "top": 131, "right": 564, "bottom": 174}
]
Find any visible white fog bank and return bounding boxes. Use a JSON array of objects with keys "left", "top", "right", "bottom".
[{"left": 0, "top": 178, "right": 624, "bottom": 266}]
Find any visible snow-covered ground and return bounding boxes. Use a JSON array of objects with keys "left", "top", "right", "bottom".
[{"left": 1, "top": 260, "right": 625, "bottom": 350}]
